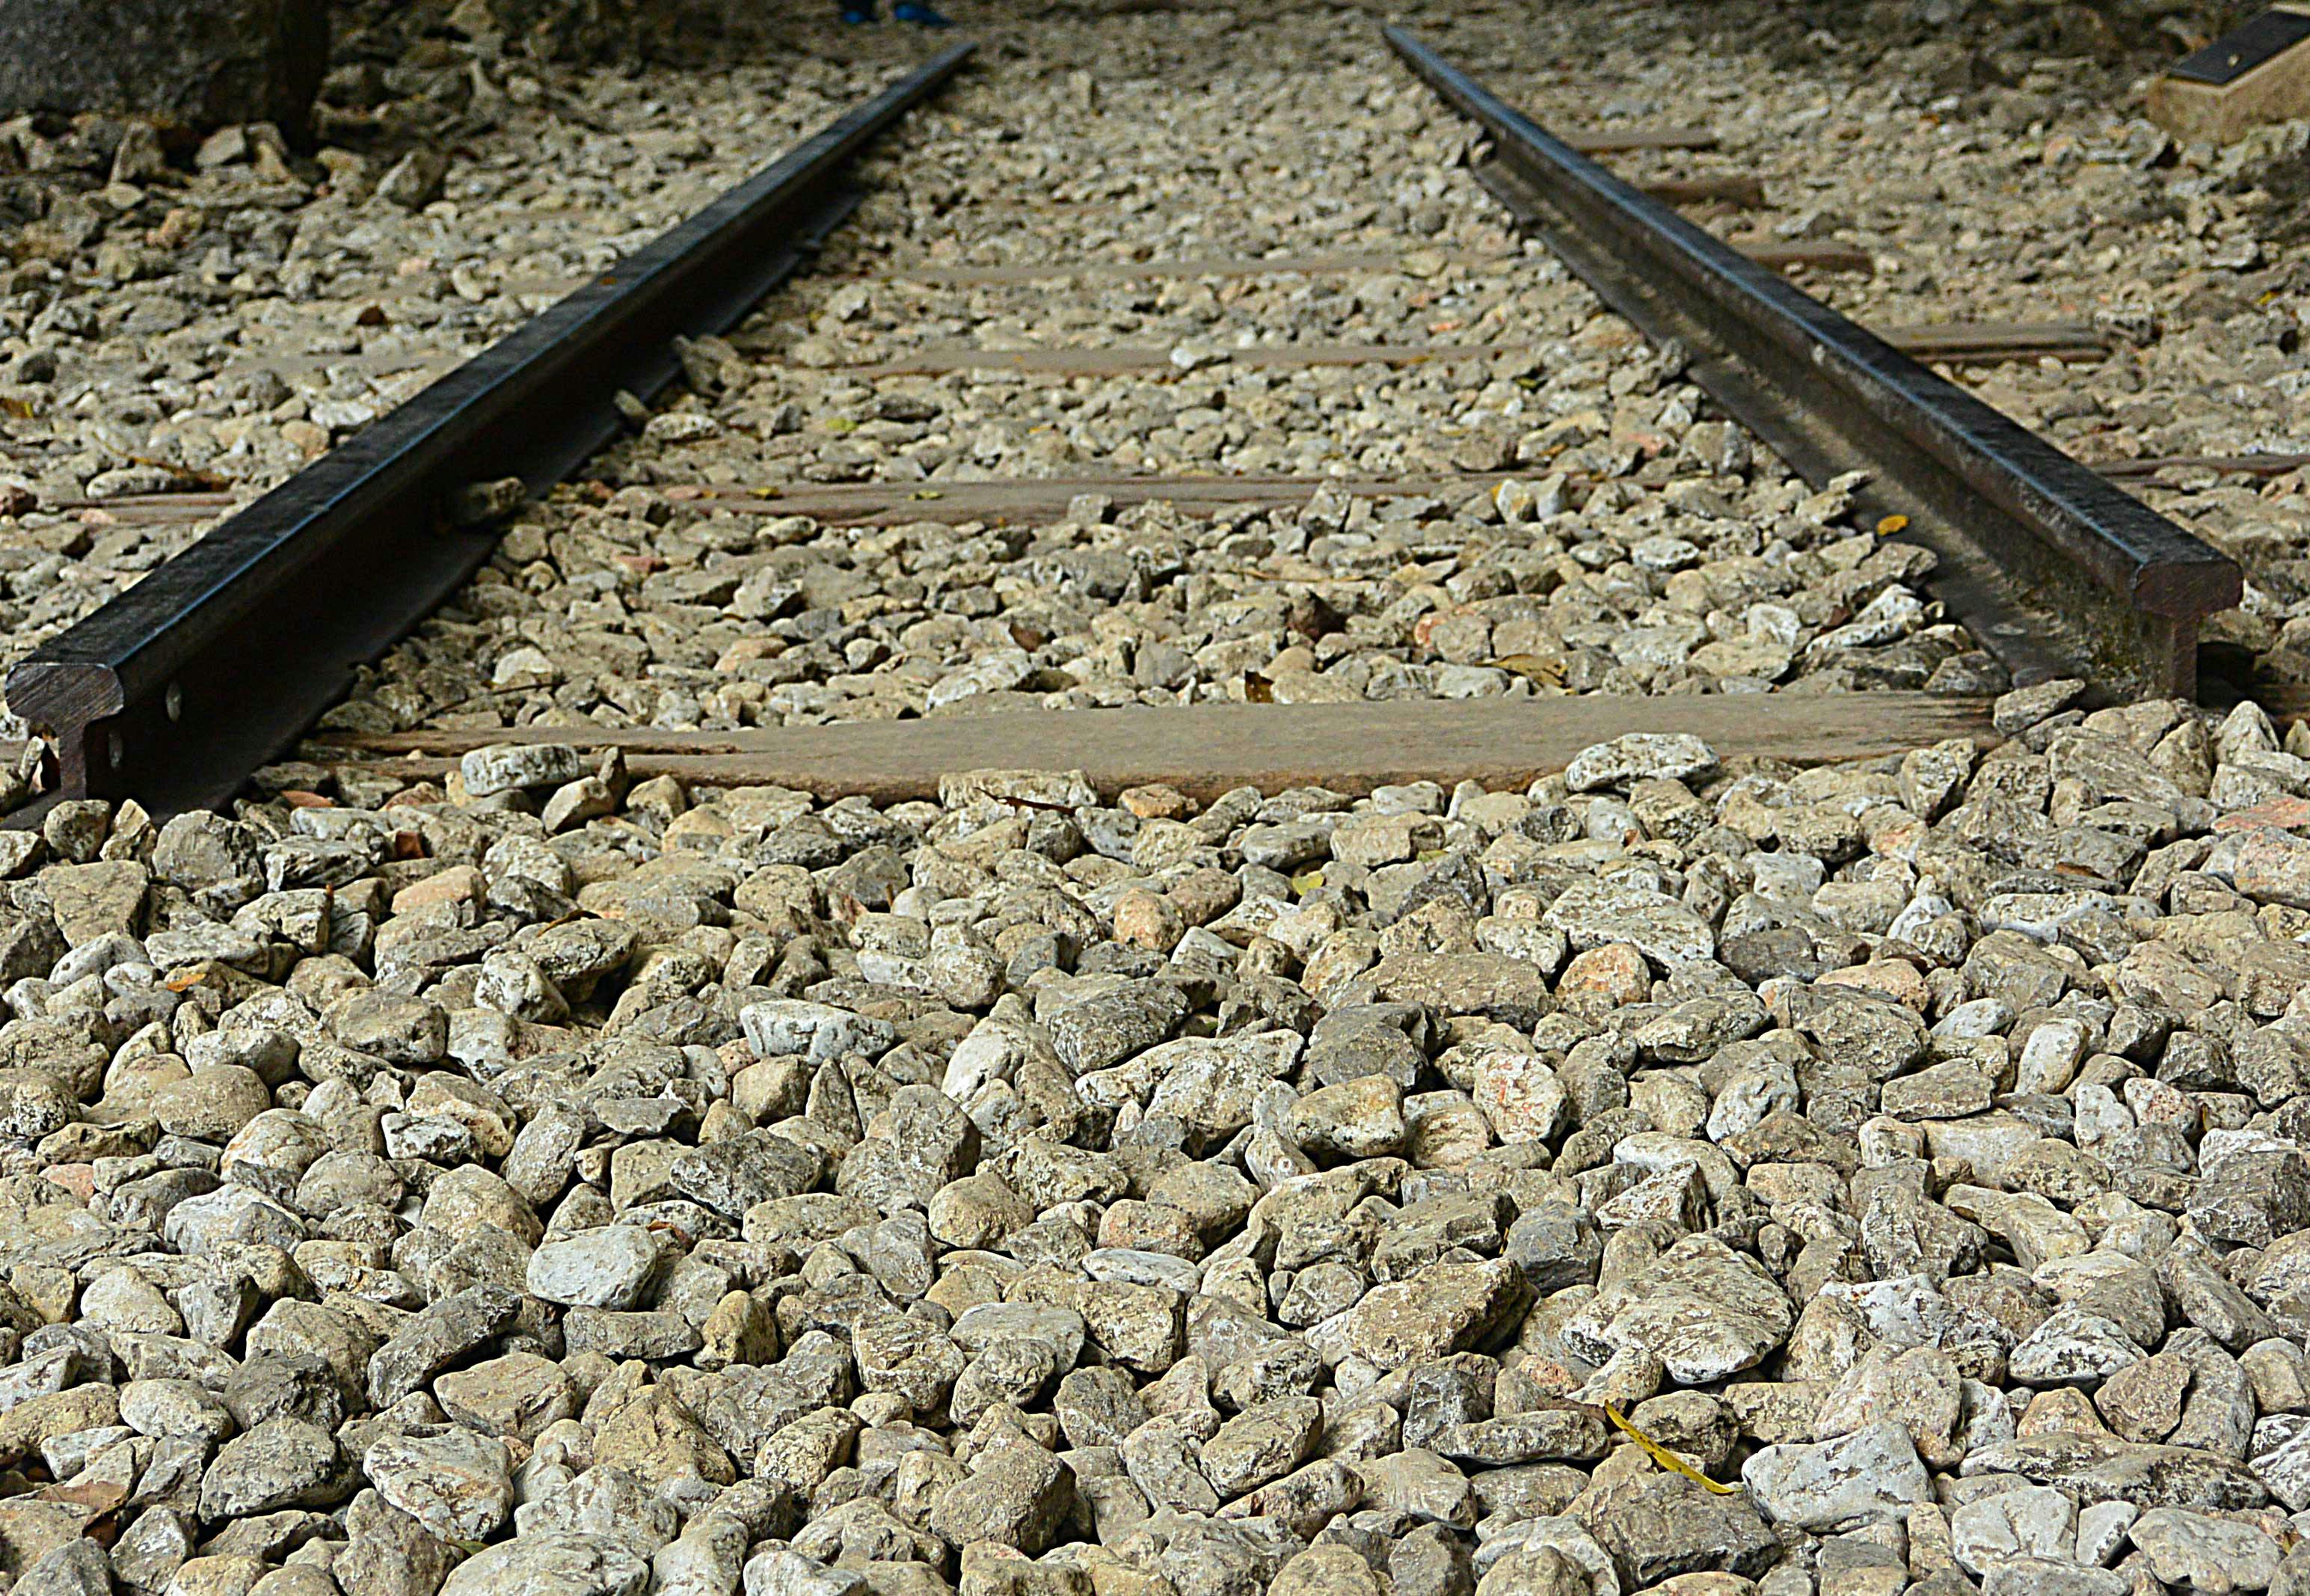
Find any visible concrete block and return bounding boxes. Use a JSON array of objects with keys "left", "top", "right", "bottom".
[{"left": 0, "top": 0, "right": 328, "bottom": 134}]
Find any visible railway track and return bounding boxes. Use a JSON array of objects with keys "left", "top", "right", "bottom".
[
  {"left": 1386, "top": 27, "right": 2243, "bottom": 706},
  {"left": 2, "top": 46, "right": 974, "bottom": 815},
  {"left": 4, "top": 12, "right": 2310, "bottom": 1593},
  {"left": 0, "top": 32, "right": 2273, "bottom": 816}
]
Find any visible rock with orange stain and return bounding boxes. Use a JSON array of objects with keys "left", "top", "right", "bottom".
[
  {"left": 1555, "top": 942, "right": 1653, "bottom": 1017},
  {"left": 390, "top": 863, "right": 485, "bottom": 914}
]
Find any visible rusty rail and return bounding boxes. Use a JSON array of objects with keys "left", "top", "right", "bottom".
[{"left": 1387, "top": 28, "right": 2239, "bottom": 702}]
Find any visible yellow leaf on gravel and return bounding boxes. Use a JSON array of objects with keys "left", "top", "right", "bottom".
[
  {"left": 1603, "top": 1402, "right": 1742, "bottom": 1494},
  {"left": 1876, "top": 515, "right": 1909, "bottom": 535},
  {"left": 1485, "top": 653, "right": 1566, "bottom": 687}
]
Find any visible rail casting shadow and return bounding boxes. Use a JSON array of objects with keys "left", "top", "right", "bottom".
[
  {"left": 1385, "top": 26, "right": 2239, "bottom": 705},
  {"left": 7, "top": 43, "right": 974, "bottom": 816}
]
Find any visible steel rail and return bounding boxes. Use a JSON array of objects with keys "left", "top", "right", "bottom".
[
  {"left": 7, "top": 43, "right": 974, "bottom": 816},
  {"left": 1384, "top": 27, "right": 2240, "bottom": 704}
]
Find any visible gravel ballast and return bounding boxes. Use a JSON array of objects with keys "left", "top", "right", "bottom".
[{"left": 1, "top": 3, "right": 2309, "bottom": 1595}]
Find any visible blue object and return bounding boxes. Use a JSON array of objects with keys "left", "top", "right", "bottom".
[
  {"left": 895, "top": 1, "right": 953, "bottom": 25},
  {"left": 841, "top": 2, "right": 876, "bottom": 20}
]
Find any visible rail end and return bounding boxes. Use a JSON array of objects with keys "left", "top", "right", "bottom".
[
  {"left": 4, "top": 660, "right": 126, "bottom": 801},
  {"left": 2138, "top": 556, "right": 2246, "bottom": 623}
]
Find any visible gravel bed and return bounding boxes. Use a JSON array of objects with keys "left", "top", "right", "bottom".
[
  {"left": 3, "top": 5, "right": 2310, "bottom": 1596},
  {"left": 4, "top": 682, "right": 2310, "bottom": 1596}
]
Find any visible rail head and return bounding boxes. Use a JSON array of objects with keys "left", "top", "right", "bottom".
[
  {"left": 6, "top": 43, "right": 974, "bottom": 817},
  {"left": 1384, "top": 26, "right": 2239, "bottom": 702}
]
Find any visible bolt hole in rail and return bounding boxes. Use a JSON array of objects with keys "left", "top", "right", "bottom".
[
  {"left": 4, "top": 46, "right": 974, "bottom": 820},
  {"left": 1383, "top": 28, "right": 2241, "bottom": 708}
]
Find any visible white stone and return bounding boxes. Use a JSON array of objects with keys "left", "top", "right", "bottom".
[
  {"left": 2074, "top": 1500, "right": 2137, "bottom": 1568},
  {"left": 1742, "top": 1423, "right": 1932, "bottom": 1532},
  {"left": 2127, "top": 1507, "right": 2282, "bottom": 1594},
  {"left": 526, "top": 1226, "right": 664, "bottom": 1310},
  {"left": 1950, "top": 1485, "right": 2076, "bottom": 1576}
]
